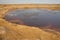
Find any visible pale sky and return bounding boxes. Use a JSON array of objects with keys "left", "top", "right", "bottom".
[{"left": 0, "top": 0, "right": 60, "bottom": 4}]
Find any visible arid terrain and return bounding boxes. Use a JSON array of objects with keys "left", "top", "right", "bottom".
[{"left": 0, "top": 4, "right": 60, "bottom": 40}]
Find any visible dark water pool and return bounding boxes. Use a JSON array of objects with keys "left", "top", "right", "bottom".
[{"left": 4, "top": 9, "right": 60, "bottom": 28}]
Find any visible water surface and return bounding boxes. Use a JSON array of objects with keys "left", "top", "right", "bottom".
[{"left": 4, "top": 9, "right": 60, "bottom": 28}]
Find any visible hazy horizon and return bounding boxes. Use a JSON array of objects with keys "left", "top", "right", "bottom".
[{"left": 0, "top": 0, "right": 60, "bottom": 4}]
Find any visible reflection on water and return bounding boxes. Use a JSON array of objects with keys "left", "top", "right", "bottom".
[{"left": 4, "top": 9, "right": 60, "bottom": 28}]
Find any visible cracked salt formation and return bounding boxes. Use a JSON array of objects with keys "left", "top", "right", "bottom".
[
  {"left": 0, "top": 27, "right": 6, "bottom": 34},
  {"left": 0, "top": 27, "right": 6, "bottom": 40}
]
